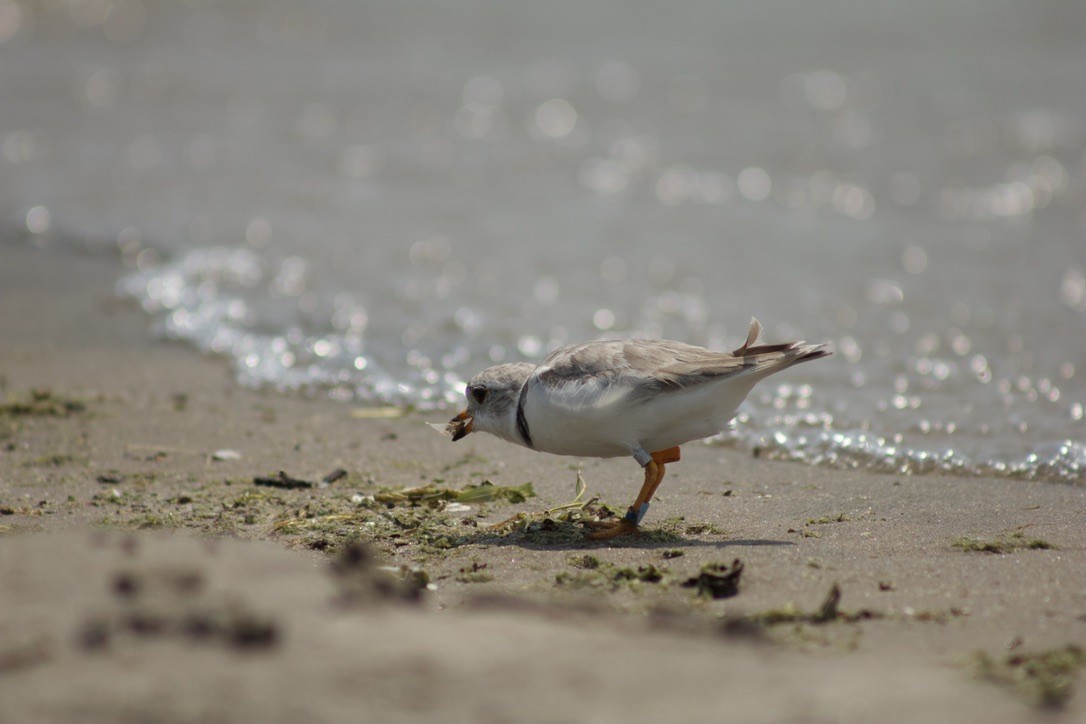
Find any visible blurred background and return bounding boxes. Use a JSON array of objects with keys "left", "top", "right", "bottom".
[{"left": 1, "top": 0, "right": 1084, "bottom": 482}]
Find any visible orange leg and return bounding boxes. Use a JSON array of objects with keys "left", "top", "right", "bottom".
[
  {"left": 643, "top": 445, "right": 680, "bottom": 502},
  {"left": 585, "top": 446, "right": 681, "bottom": 540}
]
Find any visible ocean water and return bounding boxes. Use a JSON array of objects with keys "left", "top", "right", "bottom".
[{"left": 2, "top": 0, "right": 1084, "bottom": 483}]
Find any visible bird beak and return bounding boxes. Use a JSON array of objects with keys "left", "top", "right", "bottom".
[{"left": 447, "top": 409, "right": 473, "bottom": 441}]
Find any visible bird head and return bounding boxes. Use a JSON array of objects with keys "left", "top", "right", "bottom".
[{"left": 447, "top": 362, "right": 534, "bottom": 444}]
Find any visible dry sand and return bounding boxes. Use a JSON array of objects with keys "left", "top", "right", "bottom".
[{"left": 1, "top": 241, "right": 1084, "bottom": 722}]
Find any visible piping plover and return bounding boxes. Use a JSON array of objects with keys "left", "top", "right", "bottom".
[{"left": 446, "top": 318, "right": 830, "bottom": 539}]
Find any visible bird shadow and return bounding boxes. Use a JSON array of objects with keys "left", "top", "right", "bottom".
[{"left": 462, "top": 527, "right": 794, "bottom": 552}]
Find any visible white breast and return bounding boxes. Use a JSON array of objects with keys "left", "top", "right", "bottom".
[{"left": 523, "top": 374, "right": 756, "bottom": 459}]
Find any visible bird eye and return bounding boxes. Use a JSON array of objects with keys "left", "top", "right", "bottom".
[{"left": 472, "top": 387, "right": 488, "bottom": 404}]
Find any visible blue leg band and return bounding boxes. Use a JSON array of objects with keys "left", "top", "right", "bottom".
[{"left": 625, "top": 502, "right": 649, "bottom": 525}]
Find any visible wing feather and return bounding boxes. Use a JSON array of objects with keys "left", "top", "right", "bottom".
[{"left": 533, "top": 331, "right": 828, "bottom": 407}]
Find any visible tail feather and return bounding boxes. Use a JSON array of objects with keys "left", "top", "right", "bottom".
[
  {"left": 731, "top": 317, "right": 762, "bottom": 355},
  {"left": 641, "top": 331, "right": 830, "bottom": 399},
  {"left": 746, "top": 341, "right": 831, "bottom": 376},
  {"left": 742, "top": 342, "right": 802, "bottom": 356},
  {"left": 733, "top": 317, "right": 831, "bottom": 363},
  {"left": 795, "top": 345, "right": 832, "bottom": 363}
]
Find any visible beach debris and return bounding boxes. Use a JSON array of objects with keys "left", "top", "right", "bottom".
[
  {"left": 321, "top": 468, "right": 348, "bottom": 485},
  {"left": 400, "top": 566, "right": 434, "bottom": 593},
  {"left": 0, "top": 388, "right": 87, "bottom": 418},
  {"left": 456, "top": 561, "right": 493, "bottom": 583},
  {"left": 952, "top": 531, "right": 1055, "bottom": 554},
  {"left": 253, "top": 471, "right": 312, "bottom": 489},
  {"left": 487, "top": 468, "right": 598, "bottom": 534},
  {"left": 371, "top": 487, "right": 439, "bottom": 506},
  {"left": 483, "top": 470, "right": 685, "bottom": 544},
  {"left": 79, "top": 567, "right": 278, "bottom": 652},
  {"left": 124, "top": 443, "right": 200, "bottom": 460},
  {"left": 253, "top": 468, "right": 347, "bottom": 490},
  {"left": 0, "top": 635, "right": 52, "bottom": 674},
  {"left": 813, "top": 582, "right": 841, "bottom": 623},
  {"left": 902, "top": 607, "right": 968, "bottom": 623},
  {"left": 21, "top": 452, "right": 76, "bottom": 467},
  {"left": 374, "top": 481, "right": 535, "bottom": 507},
  {"left": 973, "top": 644, "right": 1086, "bottom": 710},
  {"left": 684, "top": 522, "right": 726, "bottom": 535},
  {"left": 270, "top": 477, "right": 538, "bottom": 554},
  {"left": 807, "top": 512, "right": 851, "bottom": 525},
  {"left": 723, "top": 582, "right": 889, "bottom": 633},
  {"left": 681, "top": 559, "right": 743, "bottom": 599},
  {"left": 212, "top": 449, "right": 241, "bottom": 461},
  {"left": 455, "top": 481, "right": 534, "bottom": 504},
  {"left": 427, "top": 420, "right": 451, "bottom": 435},
  {"left": 332, "top": 541, "right": 430, "bottom": 603},
  {"left": 556, "top": 555, "right": 670, "bottom": 590},
  {"left": 428, "top": 418, "right": 472, "bottom": 439}
]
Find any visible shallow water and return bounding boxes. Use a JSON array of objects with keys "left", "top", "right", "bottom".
[{"left": 2, "top": 0, "right": 1084, "bottom": 483}]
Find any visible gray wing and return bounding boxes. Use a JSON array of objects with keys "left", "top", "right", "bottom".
[
  {"left": 534, "top": 320, "right": 828, "bottom": 404},
  {"left": 536, "top": 340, "right": 743, "bottom": 403}
]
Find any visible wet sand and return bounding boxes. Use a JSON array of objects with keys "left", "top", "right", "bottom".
[{"left": 1, "top": 241, "right": 1084, "bottom": 722}]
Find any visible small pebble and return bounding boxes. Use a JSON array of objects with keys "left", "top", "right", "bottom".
[{"left": 212, "top": 450, "right": 241, "bottom": 461}]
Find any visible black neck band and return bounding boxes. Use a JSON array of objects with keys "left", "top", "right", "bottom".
[{"left": 515, "top": 381, "right": 533, "bottom": 449}]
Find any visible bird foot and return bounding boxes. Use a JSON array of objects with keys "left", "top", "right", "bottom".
[{"left": 583, "top": 518, "right": 639, "bottom": 540}]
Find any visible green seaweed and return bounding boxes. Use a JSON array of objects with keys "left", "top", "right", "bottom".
[
  {"left": 952, "top": 531, "right": 1055, "bottom": 554},
  {"left": 455, "top": 562, "right": 493, "bottom": 583},
  {"left": 454, "top": 481, "right": 535, "bottom": 504},
  {"left": 130, "top": 512, "right": 181, "bottom": 530},
  {"left": 0, "top": 389, "right": 88, "bottom": 418},
  {"left": 734, "top": 583, "right": 885, "bottom": 628},
  {"left": 684, "top": 522, "right": 727, "bottom": 535},
  {"left": 681, "top": 559, "right": 743, "bottom": 599},
  {"left": 973, "top": 645, "right": 1086, "bottom": 710},
  {"left": 807, "top": 512, "right": 851, "bottom": 525},
  {"left": 21, "top": 453, "right": 79, "bottom": 467},
  {"left": 556, "top": 556, "right": 670, "bottom": 591},
  {"left": 373, "top": 481, "right": 535, "bottom": 507}
]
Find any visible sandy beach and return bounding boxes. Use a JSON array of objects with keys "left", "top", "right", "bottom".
[{"left": 2, "top": 241, "right": 1084, "bottom": 722}]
